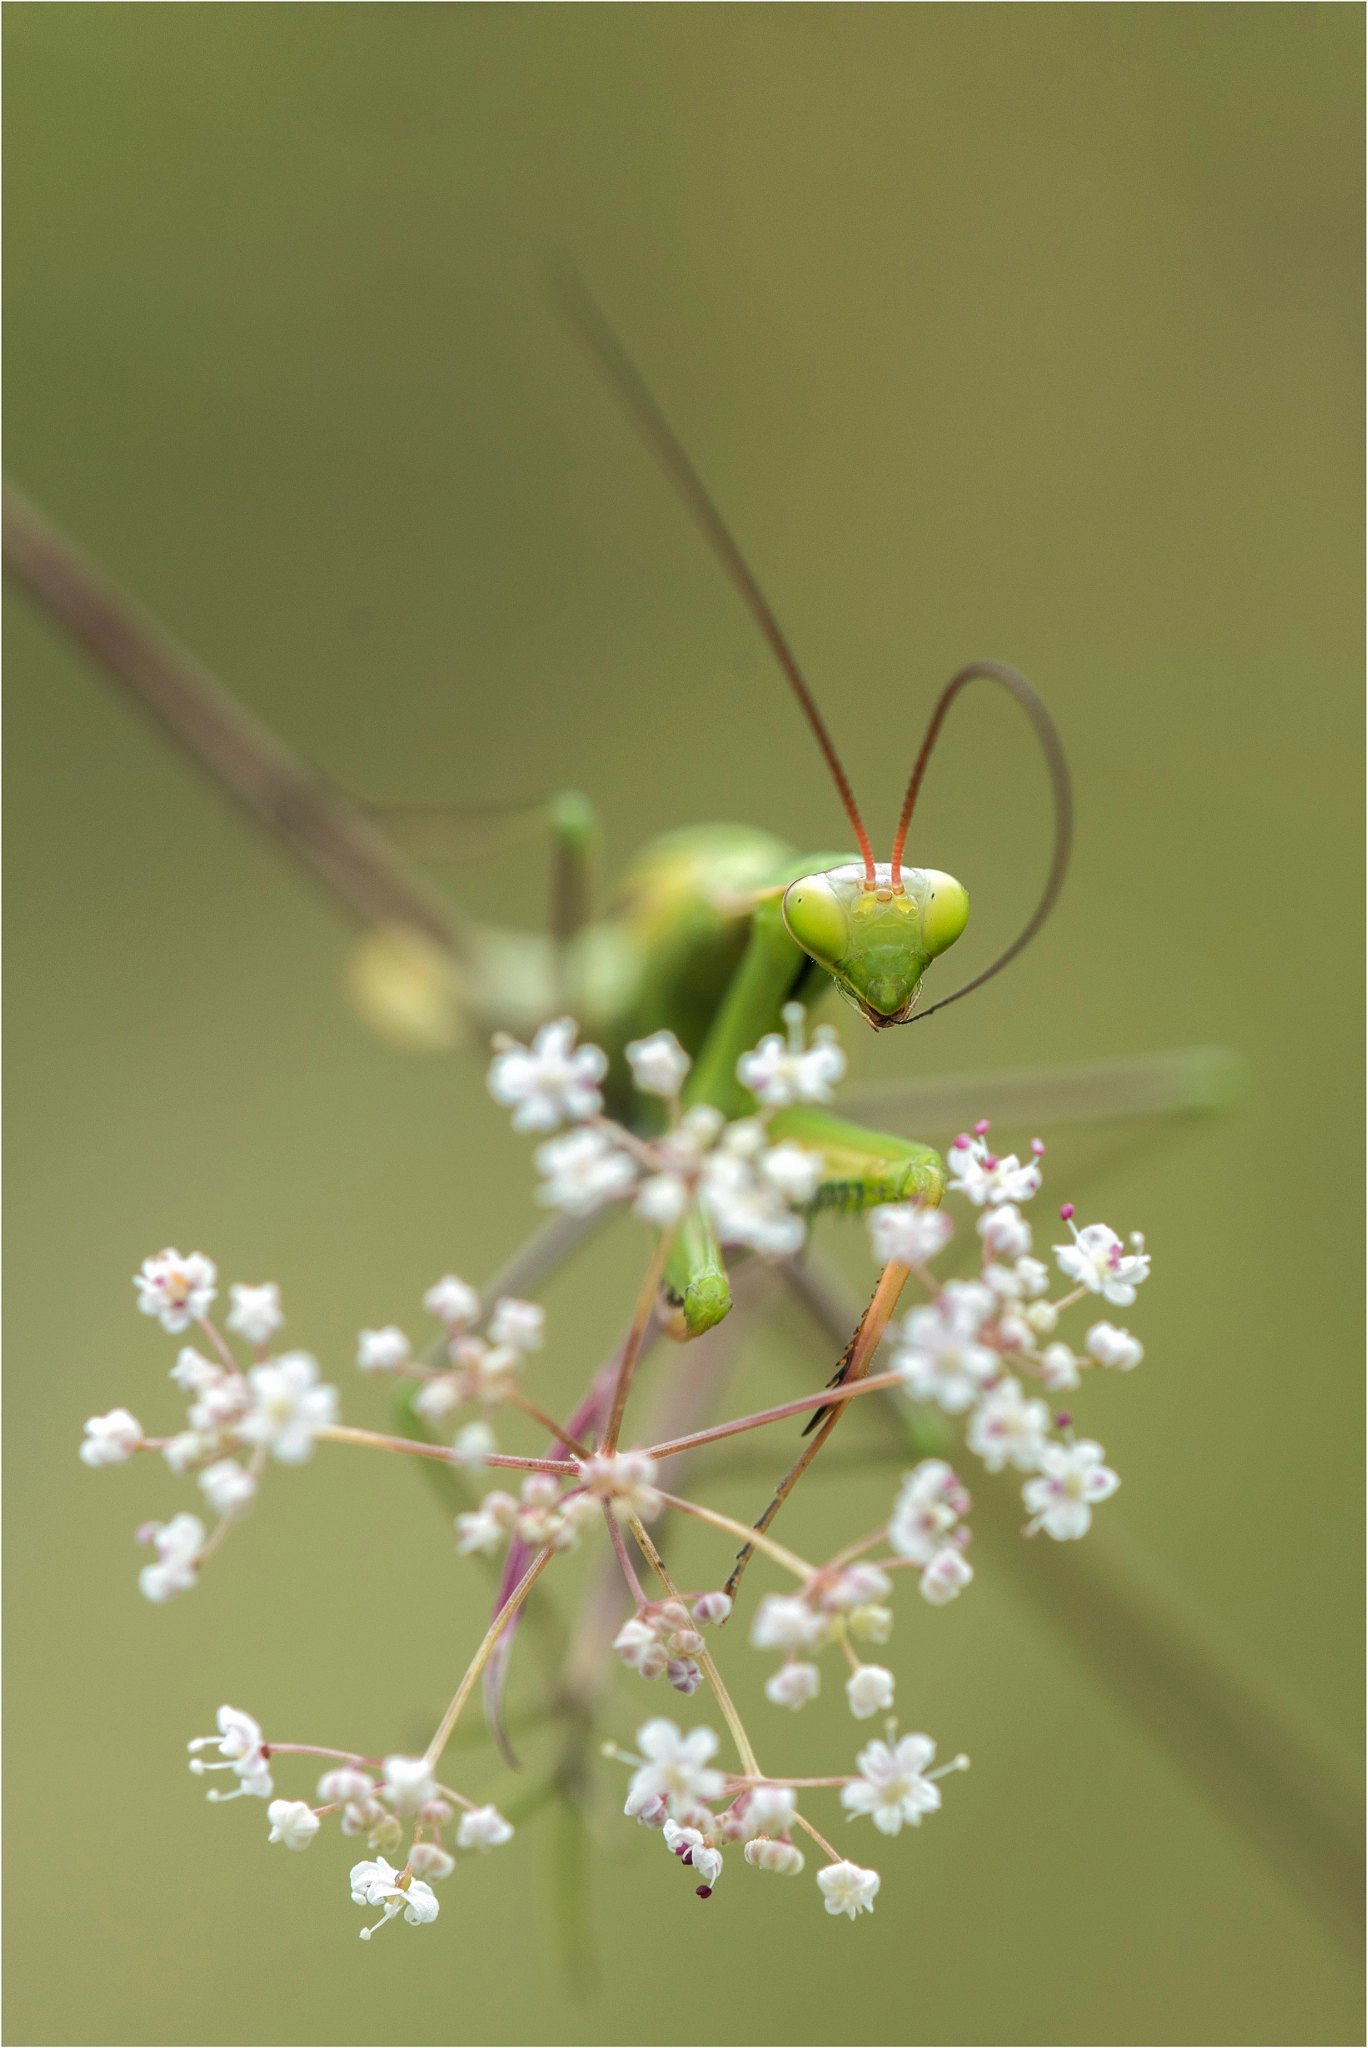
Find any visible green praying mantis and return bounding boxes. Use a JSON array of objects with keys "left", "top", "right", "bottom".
[{"left": 3, "top": 282, "right": 1357, "bottom": 1953}]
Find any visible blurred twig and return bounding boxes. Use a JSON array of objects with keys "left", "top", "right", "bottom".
[{"left": 2, "top": 482, "right": 469, "bottom": 954}]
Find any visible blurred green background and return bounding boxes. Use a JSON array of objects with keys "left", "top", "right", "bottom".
[{"left": 4, "top": 7, "right": 1362, "bottom": 2044}]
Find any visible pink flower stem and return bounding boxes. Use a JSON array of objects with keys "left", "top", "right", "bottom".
[
  {"left": 793, "top": 1810, "right": 842, "bottom": 1863},
  {"left": 644, "top": 1371, "right": 904, "bottom": 1461},
  {"left": 602, "top": 1505, "right": 650, "bottom": 1609}
]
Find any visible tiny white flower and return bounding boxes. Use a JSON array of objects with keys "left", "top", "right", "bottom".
[
  {"left": 736, "top": 1004, "right": 846, "bottom": 1109},
  {"left": 700, "top": 1139, "right": 808, "bottom": 1257},
  {"left": 487, "top": 1018, "right": 607, "bottom": 1132},
  {"left": 134, "top": 1249, "right": 218, "bottom": 1334},
  {"left": 634, "top": 1172, "right": 689, "bottom": 1226},
  {"left": 891, "top": 1286, "right": 997, "bottom": 1414},
  {"left": 846, "top": 1664, "right": 896, "bottom": 1719},
  {"left": 457, "top": 1804, "right": 514, "bottom": 1850},
  {"left": 197, "top": 1459, "right": 258, "bottom": 1517},
  {"left": 816, "top": 1859, "right": 881, "bottom": 1918},
  {"left": 750, "top": 1595, "right": 828, "bottom": 1653},
  {"left": 692, "top": 1592, "right": 732, "bottom": 1626},
  {"left": 356, "top": 1326, "right": 411, "bottom": 1373},
  {"left": 946, "top": 1136, "right": 1042, "bottom": 1208},
  {"left": 453, "top": 1421, "right": 496, "bottom": 1473},
  {"left": 818, "top": 1563, "right": 893, "bottom": 1613},
  {"left": 408, "top": 1843, "right": 456, "bottom": 1880},
  {"left": 187, "top": 1703, "right": 272, "bottom": 1798},
  {"left": 919, "top": 1546, "right": 974, "bottom": 1605},
  {"left": 868, "top": 1201, "right": 954, "bottom": 1267},
  {"left": 663, "top": 1821, "right": 723, "bottom": 1886},
  {"left": 139, "top": 1512, "right": 204, "bottom": 1603},
  {"left": 1054, "top": 1222, "right": 1151, "bottom": 1306},
  {"left": 1039, "top": 1342, "right": 1081, "bottom": 1392},
  {"left": 349, "top": 1858, "right": 439, "bottom": 1937},
  {"left": 966, "top": 1377, "right": 1051, "bottom": 1473},
  {"left": 239, "top": 1353, "right": 338, "bottom": 1465},
  {"left": 162, "top": 1430, "right": 210, "bottom": 1475},
  {"left": 226, "top": 1282, "right": 284, "bottom": 1346},
  {"left": 577, "top": 1449, "right": 662, "bottom": 1521},
  {"left": 613, "top": 1615, "right": 662, "bottom": 1670},
  {"left": 978, "top": 1203, "right": 1032, "bottom": 1259},
  {"left": 1024, "top": 1440, "right": 1120, "bottom": 1539},
  {"left": 80, "top": 1408, "right": 143, "bottom": 1467},
  {"left": 841, "top": 1733, "right": 941, "bottom": 1835},
  {"left": 424, "top": 1274, "right": 480, "bottom": 1329},
  {"left": 535, "top": 1125, "right": 638, "bottom": 1214},
  {"left": 765, "top": 1662, "right": 821, "bottom": 1710},
  {"left": 759, "top": 1141, "right": 825, "bottom": 1207},
  {"left": 413, "top": 1377, "right": 463, "bottom": 1425},
  {"left": 626, "top": 1030, "right": 691, "bottom": 1099},
  {"left": 887, "top": 1458, "right": 970, "bottom": 1564},
  {"left": 455, "top": 1489, "right": 517, "bottom": 1555},
  {"left": 267, "top": 1799, "right": 320, "bottom": 1850},
  {"left": 745, "top": 1837, "right": 805, "bottom": 1873},
  {"left": 382, "top": 1755, "right": 437, "bottom": 1815},
  {"left": 468, "top": 1343, "right": 521, "bottom": 1405},
  {"left": 488, "top": 1298, "right": 545, "bottom": 1353},
  {"left": 745, "top": 1785, "right": 798, "bottom": 1836},
  {"left": 623, "top": 1719, "right": 726, "bottom": 1817},
  {"left": 170, "top": 1347, "right": 221, "bottom": 1395},
  {"left": 987, "top": 1256, "right": 1050, "bottom": 1302},
  {"left": 318, "top": 1768, "right": 375, "bottom": 1804},
  {"left": 1086, "top": 1321, "right": 1144, "bottom": 1371}
]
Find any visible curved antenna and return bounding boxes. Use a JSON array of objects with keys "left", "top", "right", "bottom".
[
  {"left": 554, "top": 269, "right": 877, "bottom": 885},
  {"left": 891, "top": 661, "right": 1073, "bottom": 1025}
]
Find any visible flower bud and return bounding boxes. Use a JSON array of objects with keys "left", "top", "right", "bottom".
[
  {"left": 846, "top": 1664, "right": 896, "bottom": 1719},
  {"left": 634, "top": 1794, "right": 669, "bottom": 1829},
  {"left": 667, "top": 1628, "right": 705, "bottom": 1657},
  {"left": 667, "top": 1657, "right": 702, "bottom": 1695},
  {"left": 658, "top": 1599, "right": 691, "bottom": 1629},
  {"left": 745, "top": 1837, "right": 805, "bottom": 1874},
  {"left": 692, "top": 1591, "right": 732, "bottom": 1626},
  {"left": 637, "top": 1644, "right": 670, "bottom": 1681},
  {"left": 318, "top": 1768, "right": 374, "bottom": 1805},
  {"left": 367, "top": 1813, "right": 405, "bottom": 1854},
  {"left": 407, "top": 1842, "right": 455, "bottom": 1879}
]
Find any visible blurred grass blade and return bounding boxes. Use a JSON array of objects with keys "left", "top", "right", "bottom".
[
  {"left": 841, "top": 1045, "right": 1249, "bottom": 1136},
  {"left": 549, "top": 1787, "right": 600, "bottom": 2000}
]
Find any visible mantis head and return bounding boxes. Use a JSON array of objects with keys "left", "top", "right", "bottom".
[{"left": 782, "top": 863, "right": 970, "bottom": 1028}]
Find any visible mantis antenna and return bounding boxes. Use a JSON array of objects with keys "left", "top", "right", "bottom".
[
  {"left": 890, "top": 661, "right": 1073, "bottom": 1024},
  {"left": 555, "top": 270, "right": 878, "bottom": 886}
]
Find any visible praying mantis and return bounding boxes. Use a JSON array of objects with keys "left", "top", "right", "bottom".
[{"left": 3, "top": 281, "right": 1356, "bottom": 1953}]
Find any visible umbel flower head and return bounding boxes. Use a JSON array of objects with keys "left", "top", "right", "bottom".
[{"left": 83, "top": 1025, "right": 1152, "bottom": 1941}]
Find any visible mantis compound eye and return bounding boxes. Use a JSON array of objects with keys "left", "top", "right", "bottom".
[
  {"left": 780, "top": 872, "right": 850, "bottom": 969},
  {"left": 919, "top": 870, "right": 970, "bottom": 959}
]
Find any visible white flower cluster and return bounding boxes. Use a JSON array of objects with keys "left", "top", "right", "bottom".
[
  {"left": 85, "top": 1013, "right": 1158, "bottom": 1946},
  {"left": 187, "top": 1705, "right": 514, "bottom": 1939},
  {"left": 354, "top": 1282, "right": 551, "bottom": 1471},
  {"left": 487, "top": 1007, "right": 833, "bottom": 1257},
  {"left": 872, "top": 1125, "right": 1149, "bottom": 1540},
  {"left": 456, "top": 1472, "right": 601, "bottom": 1556},
  {"left": 612, "top": 1715, "right": 966, "bottom": 1914},
  {"left": 613, "top": 1590, "right": 731, "bottom": 1698},
  {"left": 82, "top": 1260, "right": 339, "bottom": 1602}
]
